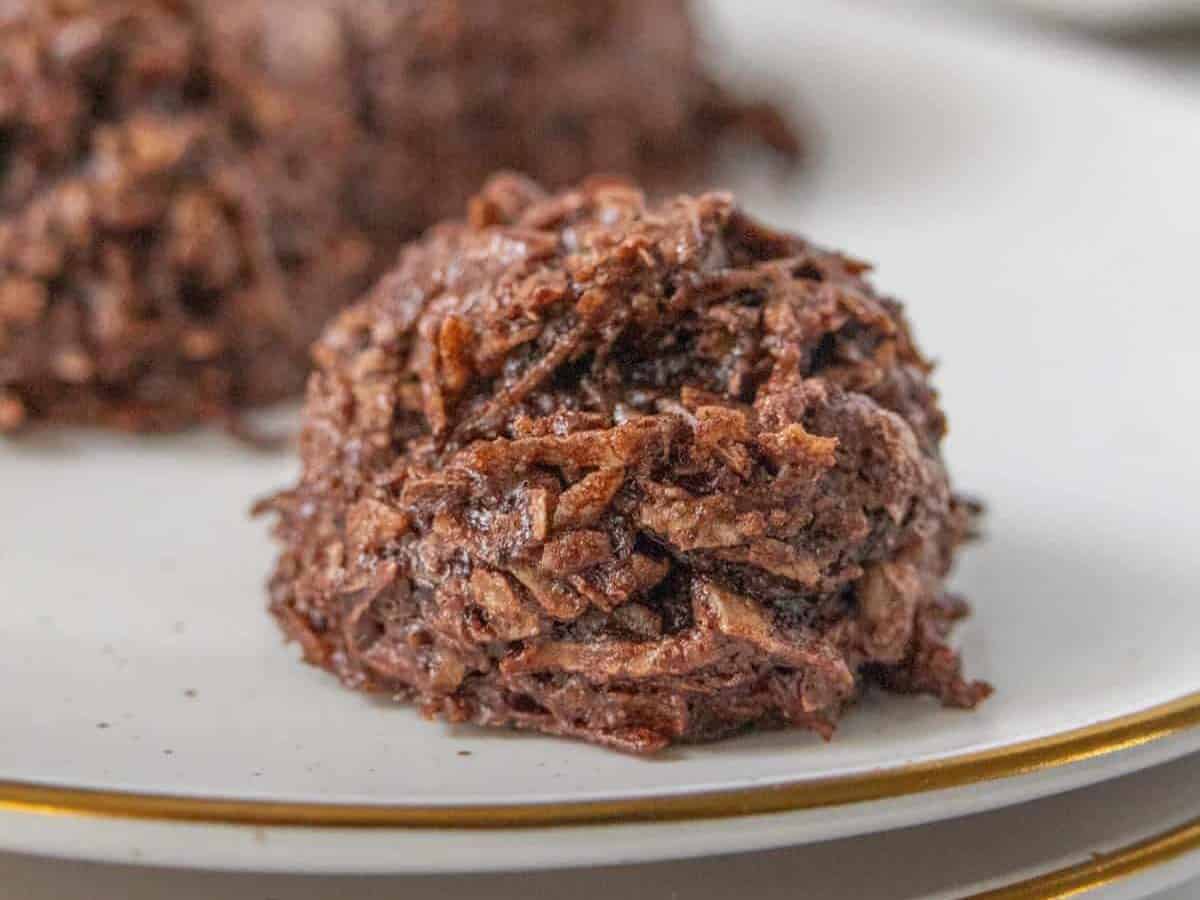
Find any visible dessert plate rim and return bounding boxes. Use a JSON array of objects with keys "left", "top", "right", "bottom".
[
  {"left": 968, "top": 814, "right": 1200, "bottom": 900},
  {"left": 2, "top": 691, "right": 1199, "bottom": 828}
]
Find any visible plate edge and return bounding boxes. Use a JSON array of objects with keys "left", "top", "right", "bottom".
[
  {"left": 967, "top": 814, "right": 1200, "bottom": 899},
  {"left": 2, "top": 690, "right": 1199, "bottom": 829}
]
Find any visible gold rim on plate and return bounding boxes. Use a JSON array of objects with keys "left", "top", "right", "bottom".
[
  {"left": 2, "top": 690, "right": 1199, "bottom": 828},
  {"left": 968, "top": 815, "right": 1200, "bottom": 900}
]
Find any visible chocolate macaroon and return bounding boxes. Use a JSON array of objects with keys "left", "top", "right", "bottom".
[
  {"left": 259, "top": 175, "right": 989, "bottom": 753},
  {"left": 0, "top": 0, "right": 793, "bottom": 432}
]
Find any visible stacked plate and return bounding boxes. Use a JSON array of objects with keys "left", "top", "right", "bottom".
[
  {"left": 3, "top": 2, "right": 1199, "bottom": 897},
  {"left": 997, "top": 0, "right": 1200, "bottom": 29}
]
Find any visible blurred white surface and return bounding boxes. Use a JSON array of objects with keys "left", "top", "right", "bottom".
[
  {"left": 919, "top": 0, "right": 1200, "bottom": 88},
  {"left": 997, "top": 0, "right": 1200, "bottom": 29}
]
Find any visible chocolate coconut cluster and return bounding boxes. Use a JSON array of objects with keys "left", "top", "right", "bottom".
[
  {"left": 1, "top": 0, "right": 792, "bottom": 431},
  {"left": 260, "top": 175, "right": 988, "bottom": 752}
]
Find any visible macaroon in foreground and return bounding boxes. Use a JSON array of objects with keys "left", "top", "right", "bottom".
[
  {"left": 0, "top": 0, "right": 792, "bottom": 432},
  {"left": 260, "top": 175, "right": 989, "bottom": 753}
]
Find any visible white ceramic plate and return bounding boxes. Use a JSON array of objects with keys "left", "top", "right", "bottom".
[
  {"left": 5, "top": 753, "right": 1200, "bottom": 898},
  {"left": 3, "top": 0, "right": 1200, "bottom": 874},
  {"left": 986, "top": 0, "right": 1200, "bottom": 29}
]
